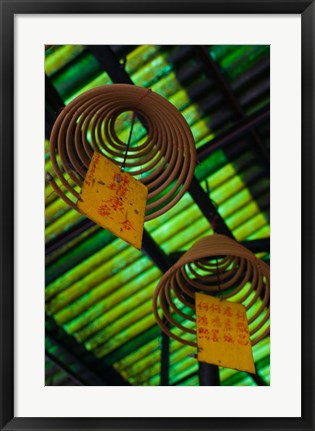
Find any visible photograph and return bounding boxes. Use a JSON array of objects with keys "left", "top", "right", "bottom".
[{"left": 45, "top": 44, "right": 270, "bottom": 387}]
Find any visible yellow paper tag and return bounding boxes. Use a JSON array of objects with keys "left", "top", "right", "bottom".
[
  {"left": 77, "top": 152, "right": 148, "bottom": 250},
  {"left": 195, "top": 292, "right": 256, "bottom": 374}
]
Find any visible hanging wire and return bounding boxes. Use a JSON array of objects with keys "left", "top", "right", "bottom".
[
  {"left": 215, "top": 258, "right": 223, "bottom": 299},
  {"left": 121, "top": 111, "right": 136, "bottom": 172}
]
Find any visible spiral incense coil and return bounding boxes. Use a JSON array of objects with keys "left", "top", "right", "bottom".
[
  {"left": 153, "top": 234, "right": 270, "bottom": 348},
  {"left": 48, "top": 84, "right": 196, "bottom": 221}
]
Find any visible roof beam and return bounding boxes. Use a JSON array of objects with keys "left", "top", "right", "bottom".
[
  {"left": 195, "top": 45, "right": 269, "bottom": 172},
  {"left": 46, "top": 315, "right": 130, "bottom": 386},
  {"left": 45, "top": 351, "right": 84, "bottom": 386},
  {"left": 196, "top": 105, "right": 270, "bottom": 162}
]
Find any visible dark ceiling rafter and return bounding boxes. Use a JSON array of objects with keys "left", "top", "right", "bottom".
[
  {"left": 196, "top": 104, "right": 270, "bottom": 162},
  {"left": 45, "top": 75, "right": 65, "bottom": 139},
  {"left": 46, "top": 316, "right": 130, "bottom": 386},
  {"left": 45, "top": 351, "right": 83, "bottom": 386},
  {"left": 194, "top": 45, "right": 270, "bottom": 172}
]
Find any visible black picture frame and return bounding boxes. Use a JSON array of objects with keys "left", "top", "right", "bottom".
[{"left": 0, "top": 1, "right": 314, "bottom": 430}]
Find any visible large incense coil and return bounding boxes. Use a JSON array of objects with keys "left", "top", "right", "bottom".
[
  {"left": 153, "top": 234, "right": 270, "bottom": 348},
  {"left": 48, "top": 84, "right": 196, "bottom": 221}
]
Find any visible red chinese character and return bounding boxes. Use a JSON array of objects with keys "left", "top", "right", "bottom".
[
  {"left": 120, "top": 219, "right": 135, "bottom": 231},
  {"left": 236, "top": 321, "right": 248, "bottom": 333},
  {"left": 223, "top": 318, "right": 233, "bottom": 331},
  {"left": 211, "top": 316, "right": 221, "bottom": 328},
  {"left": 210, "top": 329, "right": 220, "bottom": 342},
  {"left": 107, "top": 182, "right": 119, "bottom": 192},
  {"left": 117, "top": 178, "right": 129, "bottom": 197},
  {"left": 223, "top": 333, "right": 234, "bottom": 343},
  {"left": 106, "top": 196, "right": 124, "bottom": 213},
  {"left": 197, "top": 315, "right": 208, "bottom": 326},
  {"left": 196, "top": 301, "right": 209, "bottom": 312},
  {"left": 117, "top": 186, "right": 128, "bottom": 198},
  {"left": 198, "top": 327, "right": 209, "bottom": 335},
  {"left": 106, "top": 173, "right": 130, "bottom": 198},
  {"left": 223, "top": 306, "right": 233, "bottom": 317},
  {"left": 209, "top": 303, "right": 221, "bottom": 314},
  {"left": 98, "top": 204, "right": 113, "bottom": 219},
  {"left": 121, "top": 175, "right": 130, "bottom": 186},
  {"left": 237, "top": 334, "right": 249, "bottom": 346},
  {"left": 236, "top": 311, "right": 246, "bottom": 321}
]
